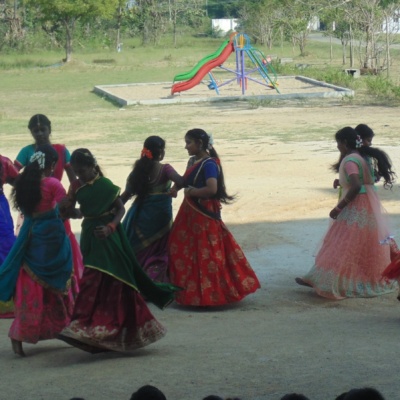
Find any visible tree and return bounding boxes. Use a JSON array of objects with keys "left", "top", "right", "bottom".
[
  {"left": 25, "top": 0, "right": 119, "bottom": 62},
  {"left": 239, "top": 0, "right": 283, "bottom": 48},
  {"left": 133, "top": 0, "right": 168, "bottom": 45},
  {"left": 170, "top": 0, "right": 204, "bottom": 47},
  {"left": 0, "top": 0, "right": 25, "bottom": 49}
]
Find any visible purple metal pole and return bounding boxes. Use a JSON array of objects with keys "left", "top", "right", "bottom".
[{"left": 241, "top": 49, "right": 246, "bottom": 95}]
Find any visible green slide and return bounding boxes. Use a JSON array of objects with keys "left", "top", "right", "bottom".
[{"left": 173, "top": 39, "right": 231, "bottom": 83}]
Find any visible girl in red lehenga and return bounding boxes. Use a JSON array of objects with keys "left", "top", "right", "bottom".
[{"left": 168, "top": 128, "right": 260, "bottom": 306}]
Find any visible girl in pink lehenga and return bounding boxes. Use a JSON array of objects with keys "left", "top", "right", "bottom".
[
  {"left": 296, "top": 126, "right": 397, "bottom": 299},
  {"left": 2, "top": 115, "right": 83, "bottom": 320}
]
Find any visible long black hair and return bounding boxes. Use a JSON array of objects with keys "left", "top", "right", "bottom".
[
  {"left": 12, "top": 144, "right": 58, "bottom": 215},
  {"left": 332, "top": 126, "right": 395, "bottom": 188},
  {"left": 127, "top": 136, "right": 165, "bottom": 203},
  {"left": 186, "top": 128, "right": 234, "bottom": 203},
  {"left": 70, "top": 148, "right": 104, "bottom": 177}
]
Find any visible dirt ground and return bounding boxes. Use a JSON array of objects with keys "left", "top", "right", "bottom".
[{"left": 1, "top": 103, "right": 400, "bottom": 400}]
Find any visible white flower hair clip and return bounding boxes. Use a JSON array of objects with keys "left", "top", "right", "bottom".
[
  {"left": 30, "top": 151, "right": 46, "bottom": 170},
  {"left": 355, "top": 135, "right": 363, "bottom": 149}
]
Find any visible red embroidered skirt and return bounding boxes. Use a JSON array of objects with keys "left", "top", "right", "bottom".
[
  {"left": 168, "top": 198, "right": 260, "bottom": 306},
  {"left": 59, "top": 268, "right": 167, "bottom": 352}
]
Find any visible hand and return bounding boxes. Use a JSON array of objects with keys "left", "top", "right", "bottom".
[
  {"left": 168, "top": 187, "right": 178, "bottom": 198},
  {"left": 59, "top": 197, "right": 72, "bottom": 210},
  {"left": 184, "top": 186, "right": 194, "bottom": 197},
  {"left": 93, "top": 225, "right": 111, "bottom": 239},
  {"left": 333, "top": 179, "right": 340, "bottom": 189},
  {"left": 329, "top": 207, "right": 341, "bottom": 220}
]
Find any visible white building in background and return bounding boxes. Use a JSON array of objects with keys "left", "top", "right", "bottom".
[
  {"left": 381, "top": 10, "right": 400, "bottom": 32},
  {"left": 212, "top": 19, "right": 238, "bottom": 35},
  {"left": 308, "top": 16, "right": 320, "bottom": 31}
]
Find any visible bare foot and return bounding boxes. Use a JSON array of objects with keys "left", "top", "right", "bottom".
[
  {"left": 295, "top": 277, "right": 312, "bottom": 288},
  {"left": 11, "top": 339, "right": 26, "bottom": 357}
]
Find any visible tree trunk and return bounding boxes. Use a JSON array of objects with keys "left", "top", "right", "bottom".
[
  {"left": 64, "top": 19, "right": 74, "bottom": 63},
  {"left": 341, "top": 40, "right": 346, "bottom": 65},
  {"left": 349, "top": 24, "right": 354, "bottom": 68},
  {"left": 385, "top": 14, "right": 390, "bottom": 78}
]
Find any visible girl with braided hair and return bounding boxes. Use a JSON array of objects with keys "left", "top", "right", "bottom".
[
  {"left": 121, "top": 136, "right": 184, "bottom": 282},
  {"left": 296, "top": 126, "right": 397, "bottom": 299},
  {"left": 168, "top": 128, "right": 260, "bottom": 306},
  {"left": 0, "top": 144, "right": 73, "bottom": 356}
]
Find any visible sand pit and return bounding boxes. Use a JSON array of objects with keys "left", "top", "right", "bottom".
[{"left": 94, "top": 76, "right": 353, "bottom": 106}]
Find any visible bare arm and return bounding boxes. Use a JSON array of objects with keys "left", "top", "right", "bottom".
[
  {"left": 120, "top": 190, "right": 132, "bottom": 205},
  {"left": 94, "top": 197, "right": 125, "bottom": 239},
  {"left": 185, "top": 177, "right": 217, "bottom": 199},
  {"left": 65, "top": 164, "right": 77, "bottom": 184},
  {"left": 59, "top": 184, "right": 81, "bottom": 219},
  {"left": 330, "top": 174, "right": 361, "bottom": 219},
  {"left": 169, "top": 169, "right": 184, "bottom": 188}
]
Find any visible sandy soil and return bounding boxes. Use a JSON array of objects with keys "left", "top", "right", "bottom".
[
  {"left": 1, "top": 104, "right": 400, "bottom": 400},
  {"left": 97, "top": 76, "right": 348, "bottom": 104}
]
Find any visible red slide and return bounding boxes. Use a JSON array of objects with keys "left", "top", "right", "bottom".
[{"left": 171, "top": 42, "right": 234, "bottom": 95}]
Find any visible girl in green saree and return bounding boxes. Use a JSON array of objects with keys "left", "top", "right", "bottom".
[{"left": 58, "top": 149, "right": 179, "bottom": 353}]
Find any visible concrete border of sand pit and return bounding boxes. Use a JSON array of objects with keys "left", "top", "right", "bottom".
[{"left": 93, "top": 75, "right": 354, "bottom": 107}]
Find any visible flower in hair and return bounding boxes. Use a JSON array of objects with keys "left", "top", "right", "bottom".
[
  {"left": 30, "top": 151, "right": 46, "bottom": 170},
  {"left": 355, "top": 135, "right": 363, "bottom": 149},
  {"left": 141, "top": 147, "right": 153, "bottom": 159},
  {"left": 207, "top": 133, "right": 214, "bottom": 150}
]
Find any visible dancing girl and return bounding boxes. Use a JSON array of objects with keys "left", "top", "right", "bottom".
[
  {"left": 168, "top": 128, "right": 260, "bottom": 306},
  {"left": 58, "top": 149, "right": 180, "bottom": 353},
  {"left": 296, "top": 127, "right": 397, "bottom": 299},
  {"left": 11, "top": 114, "right": 83, "bottom": 308},
  {"left": 121, "top": 136, "right": 184, "bottom": 282},
  {"left": 0, "top": 145, "right": 73, "bottom": 356}
]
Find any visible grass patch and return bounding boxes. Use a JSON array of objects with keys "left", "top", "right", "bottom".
[{"left": 0, "top": 35, "right": 399, "bottom": 153}]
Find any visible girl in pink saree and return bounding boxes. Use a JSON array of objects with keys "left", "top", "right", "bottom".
[{"left": 296, "top": 127, "right": 397, "bottom": 299}]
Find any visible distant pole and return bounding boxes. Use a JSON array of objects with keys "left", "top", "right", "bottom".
[
  {"left": 349, "top": 24, "right": 354, "bottom": 68},
  {"left": 205, "top": 0, "right": 208, "bottom": 17}
]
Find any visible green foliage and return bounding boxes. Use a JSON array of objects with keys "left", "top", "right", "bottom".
[{"left": 365, "top": 75, "right": 400, "bottom": 100}]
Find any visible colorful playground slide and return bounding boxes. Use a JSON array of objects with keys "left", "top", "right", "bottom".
[
  {"left": 173, "top": 39, "right": 230, "bottom": 83},
  {"left": 171, "top": 42, "right": 234, "bottom": 95}
]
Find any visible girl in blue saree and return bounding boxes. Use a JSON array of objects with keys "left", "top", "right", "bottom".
[
  {"left": 0, "top": 145, "right": 72, "bottom": 356},
  {"left": 121, "top": 136, "right": 184, "bottom": 282}
]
